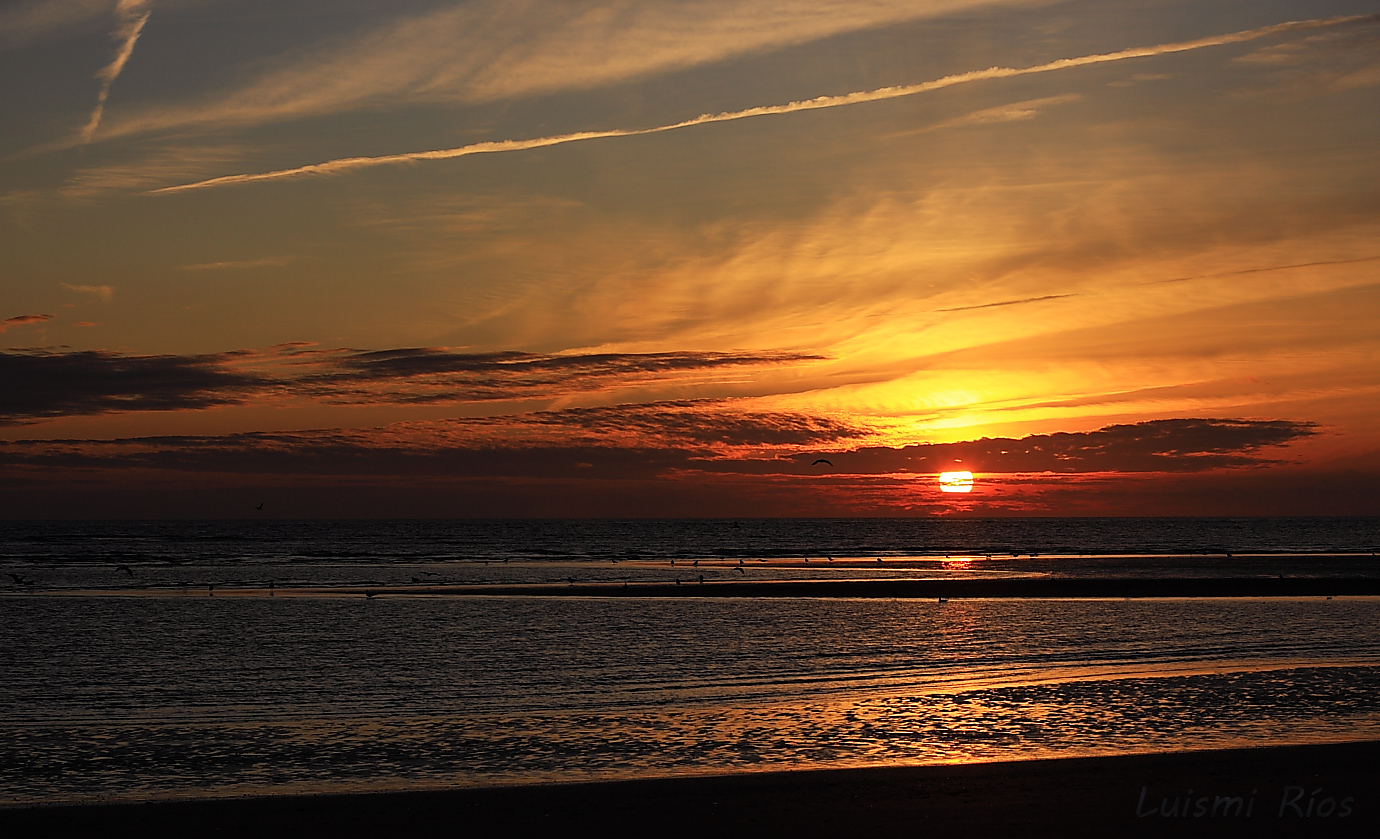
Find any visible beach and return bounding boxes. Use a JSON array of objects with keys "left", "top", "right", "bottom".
[{"left": 4, "top": 741, "right": 1375, "bottom": 837}]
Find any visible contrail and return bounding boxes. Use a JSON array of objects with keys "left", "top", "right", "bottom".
[
  {"left": 152, "top": 14, "right": 1372, "bottom": 194},
  {"left": 82, "top": 0, "right": 150, "bottom": 144}
]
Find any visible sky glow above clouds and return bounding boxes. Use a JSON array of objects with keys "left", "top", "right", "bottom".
[{"left": 2, "top": 0, "right": 1378, "bottom": 517}]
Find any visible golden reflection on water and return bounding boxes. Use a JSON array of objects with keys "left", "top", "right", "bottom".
[{"left": 3, "top": 595, "right": 1378, "bottom": 805}]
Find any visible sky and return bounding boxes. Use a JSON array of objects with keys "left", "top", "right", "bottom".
[{"left": 2, "top": 0, "right": 1378, "bottom": 517}]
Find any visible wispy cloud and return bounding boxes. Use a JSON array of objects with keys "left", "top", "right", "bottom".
[
  {"left": 0, "top": 0, "right": 110, "bottom": 46},
  {"left": 936, "top": 293, "right": 1077, "bottom": 313},
  {"left": 1, "top": 314, "right": 54, "bottom": 332},
  {"left": 151, "top": 14, "right": 1375, "bottom": 194},
  {"left": 81, "top": 0, "right": 150, "bottom": 143},
  {"left": 97, "top": 0, "right": 1021, "bottom": 143},
  {"left": 179, "top": 256, "right": 294, "bottom": 271},
  {"left": 904, "top": 93, "right": 1082, "bottom": 134},
  {"left": 60, "top": 283, "right": 114, "bottom": 301}
]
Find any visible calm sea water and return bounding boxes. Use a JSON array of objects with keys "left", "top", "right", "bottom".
[{"left": 2, "top": 518, "right": 1378, "bottom": 805}]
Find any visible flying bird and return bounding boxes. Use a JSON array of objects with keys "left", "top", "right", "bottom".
[
  {"left": 116, "top": 564, "right": 134, "bottom": 577},
  {"left": 255, "top": 502, "right": 264, "bottom": 510},
  {"left": 811, "top": 459, "right": 833, "bottom": 466}
]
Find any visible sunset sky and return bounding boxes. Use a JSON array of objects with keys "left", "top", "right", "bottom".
[{"left": 3, "top": 0, "right": 1378, "bottom": 517}]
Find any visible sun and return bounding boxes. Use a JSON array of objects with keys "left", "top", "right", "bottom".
[{"left": 939, "top": 471, "right": 974, "bottom": 493}]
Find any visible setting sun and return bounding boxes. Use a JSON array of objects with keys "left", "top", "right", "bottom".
[{"left": 939, "top": 471, "right": 974, "bottom": 493}]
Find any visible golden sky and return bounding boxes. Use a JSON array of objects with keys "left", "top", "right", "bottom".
[{"left": 2, "top": 0, "right": 1378, "bottom": 516}]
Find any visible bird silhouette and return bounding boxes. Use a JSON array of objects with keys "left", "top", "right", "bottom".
[
  {"left": 811, "top": 458, "right": 833, "bottom": 466},
  {"left": 7, "top": 573, "right": 32, "bottom": 585},
  {"left": 255, "top": 502, "right": 264, "bottom": 510},
  {"left": 735, "top": 567, "right": 745, "bottom": 574},
  {"left": 365, "top": 590, "right": 378, "bottom": 598},
  {"left": 115, "top": 564, "right": 134, "bottom": 577}
]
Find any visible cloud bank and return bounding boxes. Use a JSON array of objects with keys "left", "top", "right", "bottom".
[
  {"left": 0, "top": 415, "right": 1318, "bottom": 485},
  {"left": 0, "top": 346, "right": 825, "bottom": 423}
]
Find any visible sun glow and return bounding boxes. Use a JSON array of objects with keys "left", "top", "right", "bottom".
[{"left": 939, "top": 471, "right": 974, "bottom": 492}]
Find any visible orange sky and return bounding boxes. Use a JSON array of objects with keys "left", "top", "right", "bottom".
[{"left": 3, "top": 1, "right": 1378, "bottom": 516}]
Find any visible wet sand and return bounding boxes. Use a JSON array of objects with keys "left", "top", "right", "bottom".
[
  {"left": 5, "top": 741, "right": 1375, "bottom": 837},
  {"left": 353, "top": 576, "right": 1380, "bottom": 598}
]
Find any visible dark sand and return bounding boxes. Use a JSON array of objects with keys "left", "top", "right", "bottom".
[
  {"left": 5, "top": 741, "right": 1376, "bottom": 837},
  {"left": 381, "top": 577, "right": 1380, "bottom": 598}
]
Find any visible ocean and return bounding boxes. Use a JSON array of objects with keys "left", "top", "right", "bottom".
[{"left": 2, "top": 517, "right": 1378, "bottom": 806}]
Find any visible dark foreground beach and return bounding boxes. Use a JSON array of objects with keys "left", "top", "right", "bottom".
[{"left": 5, "top": 741, "right": 1375, "bottom": 838}]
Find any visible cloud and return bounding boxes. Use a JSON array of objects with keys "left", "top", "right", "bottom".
[
  {"left": 99, "top": 0, "right": 1023, "bottom": 143},
  {"left": 0, "top": 348, "right": 271, "bottom": 423},
  {"left": 179, "top": 256, "right": 293, "bottom": 271},
  {"left": 150, "top": 14, "right": 1375, "bottom": 194},
  {"left": 60, "top": 283, "right": 114, "bottom": 300},
  {"left": 54, "top": 144, "right": 244, "bottom": 201},
  {"left": 291, "top": 347, "right": 828, "bottom": 404},
  {"left": 906, "top": 93, "right": 1082, "bottom": 134},
  {"left": 0, "top": 0, "right": 110, "bottom": 46},
  {"left": 936, "top": 293, "right": 1077, "bottom": 313},
  {"left": 81, "top": 0, "right": 150, "bottom": 143},
  {"left": 0, "top": 416, "right": 1317, "bottom": 489},
  {"left": 0, "top": 345, "right": 826, "bottom": 423},
  {"left": 773, "top": 419, "right": 1319, "bottom": 475},
  {"left": 1, "top": 314, "right": 54, "bottom": 332}
]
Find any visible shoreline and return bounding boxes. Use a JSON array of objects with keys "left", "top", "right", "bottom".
[
  {"left": 4, "top": 741, "right": 1375, "bottom": 836},
  {"left": 17, "top": 576, "right": 1380, "bottom": 599}
]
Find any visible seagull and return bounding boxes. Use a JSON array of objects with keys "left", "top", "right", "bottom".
[
  {"left": 365, "top": 590, "right": 378, "bottom": 598},
  {"left": 692, "top": 560, "right": 699, "bottom": 567},
  {"left": 735, "top": 567, "right": 745, "bottom": 574},
  {"left": 811, "top": 458, "right": 833, "bottom": 467},
  {"left": 115, "top": 564, "right": 134, "bottom": 577},
  {"left": 255, "top": 502, "right": 264, "bottom": 510}
]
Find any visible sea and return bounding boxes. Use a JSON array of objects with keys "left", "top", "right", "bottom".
[{"left": 2, "top": 517, "right": 1378, "bottom": 807}]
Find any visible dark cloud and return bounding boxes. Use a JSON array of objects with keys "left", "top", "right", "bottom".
[
  {"left": 0, "top": 414, "right": 1316, "bottom": 486},
  {"left": 1, "top": 314, "right": 54, "bottom": 332},
  {"left": 781, "top": 419, "right": 1319, "bottom": 475},
  {"left": 290, "top": 348, "right": 825, "bottom": 404},
  {"left": 936, "top": 294, "right": 1076, "bottom": 313},
  {"left": 0, "top": 349, "right": 270, "bottom": 424},
  {"left": 504, "top": 402, "right": 865, "bottom": 447},
  {"left": 0, "top": 346, "right": 825, "bottom": 422}
]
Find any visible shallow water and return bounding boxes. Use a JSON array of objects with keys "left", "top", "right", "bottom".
[{"left": 3, "top": 592, "right": 1378, "bottom": 805}]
